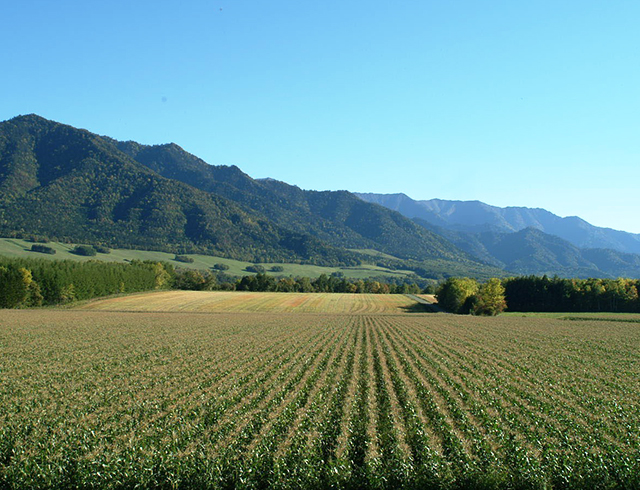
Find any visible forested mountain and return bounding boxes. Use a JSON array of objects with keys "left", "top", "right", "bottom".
[
  {"left": 112, "top": 140, "right": 471, "bottom": 263},
  {"left": 0, "top": 115, "right": 353, "bottom": 264},
  {"left": 356, "top": 192, "right": 640, "bottom": 254},
  {"left": 0, "top": 114, "right": 498, "bottom": 277}
]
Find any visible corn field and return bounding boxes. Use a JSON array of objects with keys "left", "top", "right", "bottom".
[{"left": 1, "top": 307, "right": 639, "bottom": 489}]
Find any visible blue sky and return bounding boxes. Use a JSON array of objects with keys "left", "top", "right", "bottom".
[{"left": 3, "top": 1, "right": 640, "bottom": 232}]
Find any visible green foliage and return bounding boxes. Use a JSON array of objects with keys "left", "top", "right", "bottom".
[
  {"left": 30, "top": 244, "right": 56, "bottom": 254},
  {"left": 0, "top": 265, "right": 29, "bottom": 307},
  {"left": 246, "top": 264, "right": 266, "bottom": 273},
  {"left": 71, "top": 245, "right": 97, "bottom": 256},
  {"left": 436, "top": 277, "right": 480, "bottom": 314},
  {"left": 0, "top": 257, "right": 174, "bottom": 307},
  {"left": 213, "top": 263, "right": 230, "bottom": 271},
  {"left": 94, "top": 244, "right": 111, "bottom": 254},
  {"left": 503, "top": 275, "right": 640, "bottom": 313},
  {"left": 173, "top": 254, "right": 194, "bottom": 263},
  {"left": 472, "top": 278, "right": 507, "bottom": 316},
  {"left": 269, "top": 265, "right": 284, "bottom": 272}
]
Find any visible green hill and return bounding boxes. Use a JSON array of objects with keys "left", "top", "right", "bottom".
[{"left": 0, "top": 114, "right": 502, "bottom": 279}]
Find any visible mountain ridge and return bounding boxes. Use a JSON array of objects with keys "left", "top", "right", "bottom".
[
  {"left": 0, "top": 114, "right": 500, "bottom": 279},
  {"left": 356, "top": 192, "right": 640, "bottom": 254}
]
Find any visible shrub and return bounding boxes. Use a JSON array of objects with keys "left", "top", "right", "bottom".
[
  {"left": 30, "top": 244, "right": 56, "bottom": 255},
  {"left": 246, "top": 264, "right": 266, "bottom": 273},
  {"left": 174, "top": 255, "right": 195, "bottom": 263},
  {"left": 270, "top": 265, "right": 285, "bottom": 272},
  {"left": 71, "top": 245, "right": 97, "bottom": 256},
  {"left": 94, "top": 245, "right": 111, "bottom": 254},
  {"left": 213, "top": 263, "right": 230, "bottom": 271}
]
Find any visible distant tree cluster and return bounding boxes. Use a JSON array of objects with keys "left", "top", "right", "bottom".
[
  {"left": 30, "top": 244, "right": 56, "bottom": 255},
  {"left": 173, "top": 254, "right": 195, "bottom": 263},
  {"left": 169, "top": 270, "right": 424, "bottom": 294},
  {"left": 436, "top": 275, "right": 640, "bottom": 314},
  {"left": 503, "top": 275, "right": 640, "bottom": 313},
  {"left": 436, "top": 277, "right": 506, "bottom": 316},
  {"left": 0, "top": 257, "right": 174, "bottom": 308},
  {"left": 233, "top": 273, "right": 422, "bottom": 294},
  {"left": 71, "top": 245, "right": 97, "bottom": 256}
]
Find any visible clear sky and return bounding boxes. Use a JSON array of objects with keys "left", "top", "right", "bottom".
[{"left": 3, "top": 1, "right": 640, "bottom": 232}]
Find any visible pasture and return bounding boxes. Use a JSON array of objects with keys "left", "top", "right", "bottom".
[
  {"left": 0, "top": 238, "right": 415, "bottom": 280},
  {"left": 1, "top": 294, "right": 639, "bottom": 488}
]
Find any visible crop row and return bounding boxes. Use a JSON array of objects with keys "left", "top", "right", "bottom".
[{"left": 1, "top": 310, "right": 639, "bottom": 488}]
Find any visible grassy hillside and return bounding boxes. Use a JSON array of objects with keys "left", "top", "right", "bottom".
[{"left": 0, "top": 238, "right": 419, "bottom": 281}]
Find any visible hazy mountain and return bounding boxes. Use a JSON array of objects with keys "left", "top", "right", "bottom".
[
  {"left": 0, "top": 115, "right": 499, "bottom": 278},
  {"left": 415, "top": 219, "right": 640, "bottom": 278},
  {"left": 356, "top": 193, "right": 640, "bottom": 254}
]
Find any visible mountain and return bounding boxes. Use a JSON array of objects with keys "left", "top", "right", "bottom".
[
  {"left": 359, "top": 193, "right": 640, "bottom": 278},
  {"left": 0, "top": 114, "right": 499, "bottom": 278},
  {"left": 356, "top": 193, "right": 640, "bottom": 255},
  {"left": 111, "top": 141, "right": 470, "bottom": 264},
  {"left": 0, "top": 115, "right": 354, "bottom": 264}
]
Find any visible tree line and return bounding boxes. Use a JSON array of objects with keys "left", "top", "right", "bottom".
[
  {"left": 436, "top": 275, "right": 640, "bottom": 315},
  {"left": 174, "top": 270, "right": 423, "bottom": 295},
  {"left": 0, "top": 257, "right": 173, "bottom": 308},
  {"left": 0, "top": 258, "right": 425, "bottom": 308}
]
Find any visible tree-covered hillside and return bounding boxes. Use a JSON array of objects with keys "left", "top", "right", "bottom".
[
  {"left": 0, "top": 115, "right": 354, "bottom": 265},
  {"left": 0, "top": 115, "right": 499, "bottom": 278}
]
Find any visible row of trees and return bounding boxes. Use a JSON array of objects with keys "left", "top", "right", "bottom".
[
  {"left": 174, "top": 270, "right": 423, "bottom": 294},
  {"left": 0, "top": 257, "right": 426, "bottom": 308},
  {"left": 503, "top": 275, "right": 640, "bottom": 312},
  {"left": 0, "top": 258, "right": 173, "bottom": 308},
  {"left": 436, "top": 275, "right": 640, "bottom": 315}
]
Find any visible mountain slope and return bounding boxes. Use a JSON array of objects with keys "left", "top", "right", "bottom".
[
  {"left": 356, "top": 192, "right": 640, "bottom": 254},
  {"left": 0, "top": 115, "right": 355, "bottom": 264},
  {"left": 415, "top": 219, "right": 640, "bottom": 278},
  {"left": 112, "top": 138, "right": 481, "bottom": 264},
  {"left": 0, "top": 114, "right": 501, "bottom": 278}
]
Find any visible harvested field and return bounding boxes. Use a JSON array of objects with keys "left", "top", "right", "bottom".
[
  {"left": 1, "top": 307, "right": 639, "bottom": 488},
  {"left": 76, "top": 291, "right": 419, "bottom": 314}
]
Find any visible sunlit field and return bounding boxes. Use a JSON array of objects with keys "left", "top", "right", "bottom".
[
  {"left": 76, "top": 291, "right": 420, "bottom": 314},
  {"left": 1, "top": 297, "right": 639, "bottom": 488}
]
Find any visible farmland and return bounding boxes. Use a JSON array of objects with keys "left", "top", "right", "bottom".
[
  {"left": 1, "top": 297, "right": 640, "bottom": 488},
  {"left": 76, "top": 291, "right": 422, "bottom": 314}
]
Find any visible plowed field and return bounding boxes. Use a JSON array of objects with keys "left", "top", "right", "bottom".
[{"left": 1, "top": 303, "right": 639, "bottom": 488}]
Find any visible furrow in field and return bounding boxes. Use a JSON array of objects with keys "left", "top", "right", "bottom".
[
  {"left": 374, "top": 319, "right": 473, "bottom": 466},
  {"left": 102, "top": 319, "right": 325, "bottom": 453},
  {"left": 382, "top": 318, "right": 501, "bottom": 467},
  {"left": 201, "top": 327, "right": 335, "bottom": 452},
  {"left": 209, "top": 324, "right": 342, "bottom": 459},
  {"left": 399, "top": 318, "right": 628, "bottom": 458},
  {"left": 243, "top": 319, "right": 351, "bottom": 456},
  {"left": 413, "top": 320, "right": 632, "bottom": 449},
  {"left": 333, "top": 319, "right": 364, "bottom": 463},
  {"left": 368, "top": 319, "right": 413, "bottom": 468},
  {"left": 395, "top": 318, "right": 568, "bottom": 455},
  {"left": 274, "top": 318, "right": 359, "bottom": 462}
]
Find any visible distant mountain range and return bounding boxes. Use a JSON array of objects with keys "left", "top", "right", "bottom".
[
  {"left": 1, "top": 114, "right": 638, "bottom": 280},
  {"left": 0, "top": 115, "right": 497, "bottom": 280},
  {"left": 356, "top": 193, "right": 640, "bottom": 278}
]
